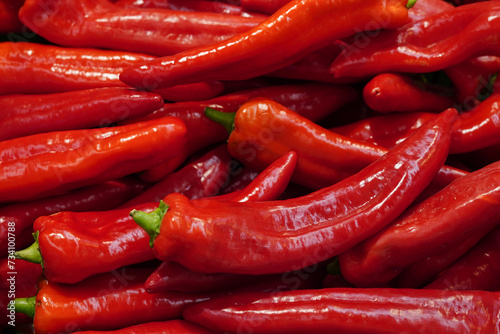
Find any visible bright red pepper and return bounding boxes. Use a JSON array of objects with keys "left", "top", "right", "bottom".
[
  {"left": 0, "top": 117, "right": 186, "bottom": 203},
  {"left": 0, "top": 87, "right": 164, "bottom": 141},
  {"left": 77, "top": 320, "right": 216, "bottom": 334},
  {"left": 0, "top": 176, "right": 147, "bottom": 255},
  {"left": 363, "top": 73, "right": 455, "bottom": 113},
  {"left": 131, "top": 108, "right": 457, "bottom": 275},
  {"left": 183, "top": 287, "right": 500, "bottom": 334},
  {"left": 19, "top": 0, "right": 263, "bottom": 56},
  {"left": 119, "top": 0, "right": 411, "bottom": 89},
  {"left": 338, "top": 159, "right": 500, "bottom": 288},
  {"left": 330, "top": 2, "right": 500, "bottom": 79},
  {"left": 424, "top": 226, "right": 500, "bottom": 291}
]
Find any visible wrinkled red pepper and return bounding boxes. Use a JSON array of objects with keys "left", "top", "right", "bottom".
[
  {"left": 0, "top": 176, "right": 147, "bottom": 255},
  {"left": 120, "top": 0, "right": 411, "bottom": 89},
  {"left": 338, "top": 160, "right": 500, "bottom": 288},
  {"left": 183, "top": 287, "right": 500, "bottom": 334},
  {"left": 131, "top": 108, "right": 457, "bottom": 275},
  {"left": 0, "top": 87, "right": 164, "bottom": 141},
  {"left": 0, "top": 117, "right": 186, "bottom": 203}
]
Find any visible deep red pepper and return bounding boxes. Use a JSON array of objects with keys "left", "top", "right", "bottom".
[
  {"left": 338, "top": 159, "right": 500, "bottom": 288},
  {"left": 14, "top": 266, "right": 212, "bottom": 334},
  {"left": 330, "top": 2, "right": 500, "bottom": 79},
  {"left": 131, "top": 108, "right": 457, "bottom": 275},
  {"left": 19, "top": 0, "right": 263, "bottom": 56},
  {"left": 405, "top": 0, "right": 454, "bottom": 23},
  {"left": 205, "top": 98, "right": 466, "bottom": 191},
  {"left": 77, "top": 320, "right": 216, "bottom": 334},
  {"left": 424, "top": 226, "right": 500, "bottom": 291},
  {"left": 362, "top": 73, "right": 455, "bottom": 113},
  {"left": 183, "top": 287, "right": 500, "bottom": 334},
  {"left": 0, "top": 176, "right": 147, "bottom": 255},
  {"left": 0, "top": 0, "right": 24, "bottom": 34},
  {"left": 0, "top": 87, "right": 164, "bottom": 141},
  {"left": 0, "top": 116, "right": 186, "bottom": 203},
  {"left": 119, "top": 0, "right": 411, "bottom": 89},
  {"left": 239, "top": 0, "right": 289, "bottom": 14}
]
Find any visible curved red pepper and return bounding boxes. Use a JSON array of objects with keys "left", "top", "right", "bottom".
[
  {"left": 131, "top": 108, "right": 457, "bottom": 275},
  {"left": 338, "top": 159, "right": 500, "bottom": 288},
  {"left": 183, "top": 287, "right": 500, "bottom": 334},
  {"left": 119, "top": 0, "right": 410, "bottom": 89},
  {"left": 0, "top": 116, "right": 187, "bottom": 203},
  {"left": 0, "top": 87, "right": 164, "bottom": 141},
  {"left": 77, "top": 320, "right": 216, "bottom": 334},
  {"left": 0, "top": 176, "right": 147, "bottom": 255},
  {"left": 424, "top": 226, "right": 500, "bottom": 291},
  {"left": 331, "top": 2, "right": 500, "bottom": 79},
  {"left": 363, "top": 73, "right": 455, "bottom": 113}
]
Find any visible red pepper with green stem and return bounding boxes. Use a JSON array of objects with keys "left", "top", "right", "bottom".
[
  {"left": 19, "top": 0, "right": 263, "bottom": 56},
  {"left": 205, "top": 98, "right": 466, "bottom": 191},
  {"left": 183, "top": 287, "right": 500, "bottom": 334},
  {"left": 131, "top": 108, "right": 457, "bottom": 275},
  {"left": 0, "top": 116, "right": 187, "bottom": 203},
  {"left": 0, "top": 87, "right": 164, "bottom": 141},
  {"left": 330, "top": 2, "right": 500, "bottom": 79},
  {"left": 0, "top": 176, "right": 147, "bottom": 256},
  {"left": 337, "top": 159, "right": 500, "bottom": 288},
  {"left": 119, "top": 0, "right": 412, "bottom": 89},
  {"left": 424, "top": 226, "right": 500, "bottom": 291}
]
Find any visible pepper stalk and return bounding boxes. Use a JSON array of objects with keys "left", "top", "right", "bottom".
[{"left": 130, "top": 200, "right": 169, "bottom": 247}]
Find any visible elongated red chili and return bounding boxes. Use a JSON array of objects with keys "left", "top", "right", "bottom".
[
  {"left": 338, "top": 159, "right": 500, "bottom": 288},
  {"left": 0, "top": 176, "right": 147, "bottom": 255},
  {"left": 330, "top": 2, "right": 500, "bottom": 79},
  {"left": 131, "top": 108, "right": 457, "bottom": 275},
  {"left": 119, "top": 0, "right": 411, "bottom": 89},
  {"left": 205, "top": 98, "right": 465, "bottom": 190},
  {"left": 183, "top": 287, "right": 500, "bottom": 334},
  {"left": 19, "top": 0, "right": 263, "bottom": 56},
  {"left": 0, "top": 87, "right": 164, "bottom": 141},
  {"left": 363, "top": 73, "right": 455, "bottom": 113},
  {"left": 77, "top": 320, "right": 216, "bottom": 334},
  {"left": 424, "top": 226, "right": 500, "bottom": 291},
  {"left": 0, "top": 117, "right": 186, "bottom": 203}
]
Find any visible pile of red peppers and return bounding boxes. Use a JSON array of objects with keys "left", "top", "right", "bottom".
[{"left": 1, "top": 0, "right": 500, "bottom": 333}]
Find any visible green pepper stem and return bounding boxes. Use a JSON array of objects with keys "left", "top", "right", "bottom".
[
  {"left": 14, "top": 232, "right": 42, "bottom": 265},
  {"left": 204, "top": 107, "right": 236, "bottom": 135},
  {"left": 130, "top": 200, "right": 169, "bottom": 247},
  {"left": 14, "top": 296, "right": 36, "bottom": 319},
  {"left": 406, "top": 0, "right": 417, "bottom": 9}
]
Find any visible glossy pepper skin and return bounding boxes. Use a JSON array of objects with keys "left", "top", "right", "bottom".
[
  {"left": 0, "top": 117, "right": 187, "bottom": 203},
  {"left": 183, "top": 287, "right": 500, "bottom": 334},
  {"left": 331, "top": 2, "right": 500, "bottom": 79},
  {"left": 131, "top": 109, "right": 457, "bottom": 275},
  {"left": 14, "top": 267, "right": 212, "bottom": 334},
  {"left": 206, "top": 98, "right": 466, "bottom": 190},
  {"left": 425, "top": 226, "right": 500, "bottom": 291},
  {"left": 363, "top": 73, "right": 455, "bottom": 113},
  {"left": 77, "top": 319, "right": 216, "bottom": 334},
  {"left": 119, "top": 0, "right": 411, "bottom": 89},
  {"left": 338, "top": 159, "right": 500, "bottom": 288},
  {"left": 19, "top": 0, "right": 263, "bottom": 57},
  {"left": 0, "top": 87, "right": 164, "bottom": 141},
  {"left": 0, "top": 176, "right": 147, "bottom": 255}
]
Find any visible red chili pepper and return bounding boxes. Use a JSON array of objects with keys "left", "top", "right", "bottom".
[
  {"left": 338, "top": 159, "right": 500, "bottom": 288},
  {"left": 19, "top": 0, "right": 263, "bottom": 56},
  {"left": 131, "top": 108, "right": 457, "bottom": 275},
  {"left": 120, "top": 145, "right": 236, "bottom": 208},
  {"left": 239, "top": 0, "right": 289, "bottom": 15},
  {"left": 0, "top": 0, "right": 24, "bottom": 34},
  {"left": 14, "top": 266, "right": 212, "bottom": 334},
  {"left": 77, "top": 319, "right": 216, "bottom": 334},
  {"left": 0, "top": 258, "right": 41, "bottom": 328},
  {"left": 330, "top": 2, "right": 500, "bottom": 79},
  {"left": 183, "top": 287, "right": 500, "bottom": 334},
  {"left": 0, "top": 87, "right": 164, "bottom": 141},
  {"left": 205, "top": 98, "right": 466, "bottom": 191},
  {"left": 119, "top": 0, "right": 411, "bottom": 89},
  {"left": 406, "top": 0, "right": 454, "bottom": 23},
  {"left": 0, "top": 117, "right": 186, "bottom": 203},
  {"left": 363, "top": 73, "right": 455, "bottom": 113},
  {"left": 155, "top": 81, "right": 225, "bottom": 102},
  {"left": 424, "top": 226, "right": 500, "bottom": 291},
  {"left": 0, "top": 176, "right": 147, "bottom": 256}
]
